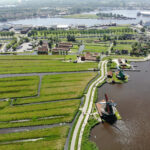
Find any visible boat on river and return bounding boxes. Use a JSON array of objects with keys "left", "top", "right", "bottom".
[{"left": 96, "top": 94, "right": 121, "bottom": 124}]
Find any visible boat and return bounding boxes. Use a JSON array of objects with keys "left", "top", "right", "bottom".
[{"left": 96, "top": 94, "right": 121, "bottom": 124}]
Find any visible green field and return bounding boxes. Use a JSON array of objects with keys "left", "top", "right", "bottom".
[
  {"left": 0, "top": 54, "right": 98, "bottom": 149},
  {"left": 70, "top": 44, "right": 79, "bottom": 53},
  {"left": 16, "top": 72, "right": 97, "bottom": 104},
  {"left": 0, "top": 72, "right": 96, "bottom": 128},
  {"left": 0, "top": 100, "right": 80, "bottom": 128},
  {"left": 0, "top": 76, "right": 39, "bottom": 99},
  {"left": 84, "top": 43, "right": 109, "bottom": 53},
  {"left": 116, "top": 40, "right": 137, "bottom": 44},
  {"left": 0, "top": 126, "right": 69, "bottom": 150},
  {"left": 0, "top": 56, "right": 98, "bottom": 74},
  {"left": 113, "top": 44, "right": 132, "bottom": 51}
]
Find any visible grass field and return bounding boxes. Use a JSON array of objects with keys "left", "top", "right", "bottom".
[
  {"left": 0, "top": 76, "right": 39, "bottom": 99},
  {"left": 113, "top": 44, "right": 132, "bottom": 51},
  {"left": 0, "top": 101, "right": 9, "bottom": 109},
  {"left": 0, "top": 56, "right": 98, "bottom": 74},
  {"left": 0, "top": 100, "right": 80, "bottom": 128},
  {"left": 16, "top": 72, "right": 97, "bottom": 104},
  {"left": 70, "top": 44, "right": 79, "bottom": 53},
  {"left": 0, "top": 72, "right": 96, "bottom": 128},
  {"left": 0, "top": 126, "right": 69, "bottom": 150},
  {"left": 84, "top": 43, "right": 109, "bottom": 53},
  {"left": 116, "top": 40, "right": 137, "bottom": 44}
]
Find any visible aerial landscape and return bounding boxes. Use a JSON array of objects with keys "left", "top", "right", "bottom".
[{"left": 0, "top": 0, "right": 150, "bottom": 150}]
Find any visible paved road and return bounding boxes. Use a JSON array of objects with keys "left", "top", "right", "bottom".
[{"left": 70, "top": 60, "right": 107, "bottom": 150}]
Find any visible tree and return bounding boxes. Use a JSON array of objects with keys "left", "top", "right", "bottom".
[
  {"left": 96, "top": 56, "right": 100, "bottom": 61},
  {"left": 108, "top": 58, "right": 112, "bottom": 63},
  {"left": 24, "top": 37, "right": 29, "bottom": 43},
  {"left": 113, "top": 40, "right": 117, "bottom": 46},
  {"left": 141, "top": 28, "right": 145, "bottom": 32},
  {"left": 67, "top": 35, "right": 76, "bottom": 42},
  {"left": 39, "top": 40, "right": 43, "bottom": 45},
  {"left": 48, "top": 41, "right": 52, "bottom": 49}
]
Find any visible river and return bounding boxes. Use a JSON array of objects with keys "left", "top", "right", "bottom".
[
  {"left": 1, "top": 9, "right": 150, "bottom": 26},
  {"left": 90, "top": 61, "right": 150, "bottom": 150}
]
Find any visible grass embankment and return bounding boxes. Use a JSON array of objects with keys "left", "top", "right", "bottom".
[
  {"left": 0, "top": 56, "right": 97, "bottom": 74},
  {"left": 0, "top": 76, "right": 39, "bottom": 99},
  {"left": 107, "top": 62, "right": 117, "bottom": 71},
  {"left": 112, "top": 73, "right": 128, "bottom": 84},
  {"left": 16, "top": 72, "right": 97, "bottom": 104},
  {"left": 81, "top": 118, "right": 99, "bottom": 150},
  {"left": 0, "top": 126, "right": 69, "bottom": 150}
]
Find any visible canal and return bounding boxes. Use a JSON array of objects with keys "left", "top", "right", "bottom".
[{"left": 90, "top": 61, "right": 150, "bottom": 150}]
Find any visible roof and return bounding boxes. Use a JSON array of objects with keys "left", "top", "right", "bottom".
[
  {"left": 107, "top": 71, "right": 113, "bottom": 77},
  {"left": 58, "top": 43, "right": 73, "bottom": 48},
  {"left": 52, "top": 47, "right": 70, "bottom": 52},
  {"left": 57, "top": 25, "right": 69, "bottom": 29},
  {"left": 84, "top": 52, "right": 99, "bottom": 61}
]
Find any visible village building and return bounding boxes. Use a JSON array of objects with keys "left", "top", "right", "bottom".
[
  {"left": 107, "top": 71, "right": 113, "bottom": 78},
  {"left": 52, "top": 42, "right": 73, "bottom": 55},
  {"left": 118, "top": 58, "right": 123, "bottom": 64},
  {"left": 56, "top": 25, "right": 70, "bottom": 30},
  {"left": 52, "top": 47, "right": 70, "bottom": 55},
  {"left": 58, "top": 42, "right": 73, "bottom": 48},
  {"left": 81, "top": 52, "right": 100, "bottom": 61},
  {"left": 76, "top": 25, "right": 87, "bottom": 30},
  {"left": 94, "top": 40, "right": 101, "bottom": 43},
  {"left": 38, "top": 42, "right": 49, "bottom": 55}
]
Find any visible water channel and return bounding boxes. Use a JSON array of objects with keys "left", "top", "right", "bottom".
[{"left": 90, "top": 61, "right": 150, "bottom": 150}]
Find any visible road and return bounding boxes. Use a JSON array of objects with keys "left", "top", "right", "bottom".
[{"left": 70, "top": 60, "right": 107, "bottom": 150}]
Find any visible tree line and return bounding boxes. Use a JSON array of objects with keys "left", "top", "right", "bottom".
[
  {"left": 0, "top": 32, "right": 14, "bottom": 37},
  {"left": 28, "top": 28, "right": 134, "bottom": 37}
]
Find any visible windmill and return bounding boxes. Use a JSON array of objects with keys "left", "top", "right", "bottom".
[
  {"left": 99, "top": 94, "right": 117, "bottom": 115},
  {"left": 97, "top": 94, "right": 118, "bottom": 124}
]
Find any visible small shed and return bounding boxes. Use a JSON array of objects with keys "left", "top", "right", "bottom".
[{"left": 107, "top": 71, "right": 113, "bottom": 78}]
